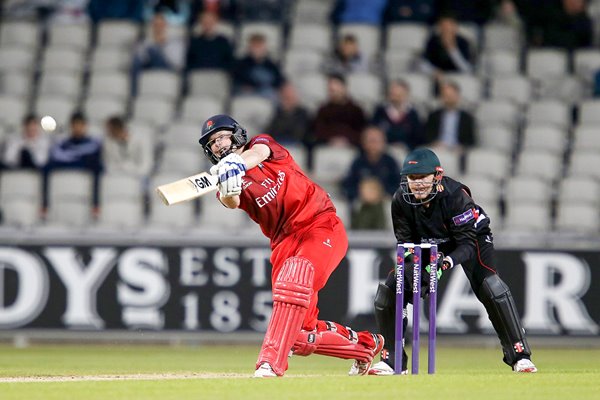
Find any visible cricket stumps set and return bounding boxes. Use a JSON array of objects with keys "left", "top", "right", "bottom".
[{"left": 395, "top": 243, "right": 438, "bottom": 375}]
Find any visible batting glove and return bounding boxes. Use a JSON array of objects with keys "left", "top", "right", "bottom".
[{"left": 210, "top": 154, "right": 247, "bottom": 198}]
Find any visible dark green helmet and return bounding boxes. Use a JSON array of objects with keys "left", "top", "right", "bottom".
[{"left": 400, "top": 148, "right": 444, "bottom": 205}]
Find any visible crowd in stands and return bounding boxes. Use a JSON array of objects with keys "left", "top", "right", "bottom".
[{"left": 1, "top": 0, "right": 600, "bottom": 233}]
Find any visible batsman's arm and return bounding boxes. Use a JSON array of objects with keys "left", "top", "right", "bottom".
[{"left": 219, "top": 143, "right": 271, "bottom": 209}]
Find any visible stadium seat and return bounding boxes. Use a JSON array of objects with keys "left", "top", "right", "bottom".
[
  {"left": 477, "top": 125, "right": 516, "bottom": 153},
  {"left": 100, "top": 174, "right": 144, "bottom": 204},
  {"left": 38, "top": 72, "right": 82, "bottom": 101},
  {"left": 0, "top": 21, "right": 39, "bottom": 49},
  {"left": 286, "top": 144, "right": 309, "bottom": 171},
  {"left": 338, "top": 24, "right": 381, "bottom": 59},
  {"left": 479, "top": 49, "right": 520, "bottom": 77},
  {"left": 230, "top": 95, "right": 275, "bottom": 136},
  {"left": 526, "top": 101, "right": 571, "bottom": 130},
  {"left": 1, "top": 199, "right": 40, "bottom": 227},
  {"left": 97, "top": 20, "right": 140, "bottom": 48},
  {"left": 0, "top": 47, "right": 36, "bottom": 73},
  {"left": 200, "top": 195, "right": 249, "bottom": 230},
  {"left": 557, "top": 176, "right": 600, "bottom": 207},
  {"left": 386, "top": 23, "right": 428, "bottom": 53},
  {"left": 0, "top": 170, "right": 42, "bottom": 204},
  {"left": 489, "top": 75, "right": 532, "bottom": 105},
  {"left": 464, "top": 148, "right": 510, "bottom": 181},
  {"left": 292, "top": 0, "right": 335, "bottom": 24},
  {"left": 90, "top": 47, "right": 133, "bottom": 73},
  {"left": 312, "top": 145, "right": 357, "bottom": 185},
  {"left": 514, "top": 150, "right": 563, "bottom": 182},
  {"left": 482, "top": 23, "right": 521, "bottom": 52},
  {"left": 475, "top": 100, "right": 520, "bottom": 129},
  {"left": 88, "top": 71, "right": 130, "bottom": 101},
  {"left": 288, "top": 24, "right": 332, "bottom": 54},
  {"left": 84, "top": 96, "right": 128, "bottom": 125},
  {"left": 395, "top": 73, "right": 432, "bottom": 104},
  {"left": 458, "top": 173, "right": 501, "bottom": 207},
  {"left": 0, "top": 71, "right": 33, "bottom": 99},
  {"left": 41, "top": 46, "right": 86, "bottom": 75},
  {"left": 47, "top": 171, "right": 94, "bottom": 227},
  {"left": 555, "top": 203, "right": 600, "bottom": 233},
  {"left": 238, "top": 22, "right": 284, "bottom": 60},
  {"left": 180, "top": 96, "right": 225, "bottom": 124},
  {"left": 503, "top": 202, "right": 552, "bottom": 232},
  {"left": 0, "top": 95, "right": 27, "bottom": 128},
  {"left": 433, "top": 147, "right": 462, "bottom": 177},
  {"left": 34, "top": 95, "right": 76, "bottom": 128},
  {"left": 283, "top": 48, "right": 325, "bottom": 77},
  {"left": 567, "top": 150, "right": 600, "bottom": 180},
  {"left": 572, "top": 125, "right": 600, "bottom": 152},
  {"left": 163, "top": 122, "right": 200, "bottom": 148},
  {"left": 188, "top": 70, "right": 231, "bottom": 102},
  {"left": 97, "top": 199, "right": 145, "bottom": 230},
  {"left": 537, "top": 76, "right": 584, "bottom": 105},
  {"left": 578, "top": 100, "right": 600, "bottom": 125},
  {"left": 131, "top": 97, "right": 176, "bottom": 127},
  {"left": 149, "top": 173, "right": 197, "bottom": 229},
  {"left": 347, "top": 72, "right": 382, "bottom": 114},
  {"left": 293, "top": 73, "right": 328, "bottom": 113},
  {"left": 138, "top": 70, "right": 181, "bottom": 101},
  {"left": 48, "top": 23, "right": 90, "bottom": 50},
  {"left": 526, "top": 48, "right": 568, "bottom": 80},
  {"left": 384, "top": 49, "right": 416, "bottom": 78},
  {"left": 573, "top": 49, "right": 600, "bottom": 83},
  {"left": 444, "top": 74, "right": 483, "bottom": 105},
  {"left": 521, "top": 125, "right": 566, "bottom": 155},
  {"left": 158, "top": 147, "right": 206, "bottom": 175},
  {"left": 503, "top": 176, "right": 552, "bottom": 203}
]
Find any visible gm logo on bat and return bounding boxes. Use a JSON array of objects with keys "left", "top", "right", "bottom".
[{"left": 189, "top": 175, "right": 213, "bottom": 192}]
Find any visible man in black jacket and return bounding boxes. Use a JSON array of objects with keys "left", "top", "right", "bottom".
[{"left": 368, "top": 148, "right": 537, "bottom": 375}]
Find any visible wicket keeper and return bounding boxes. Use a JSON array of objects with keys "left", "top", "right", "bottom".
[{"left": 371, "top": 148, "right": 537, "bottom": 374}]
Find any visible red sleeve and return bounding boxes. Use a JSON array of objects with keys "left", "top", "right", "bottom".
[{"left": 247, "top": 134, "right": 289, "bottom": 161}]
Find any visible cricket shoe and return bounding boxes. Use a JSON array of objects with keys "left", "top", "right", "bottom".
[
  {"left": 253, "top": 363, "right": 277, "bottom": 378},
  {"left": 367, "top": 361, "right": 407, "bottom": 376},
  {"left": 348, "top": 334, "right": 385, "bottom": 376},
  {"left": 513, "top": 358, "right": 538, "bottom": 373}
]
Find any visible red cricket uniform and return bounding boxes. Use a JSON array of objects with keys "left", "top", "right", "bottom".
[{"left": 237, "top": 134, "right": 348, "bottom": 331}]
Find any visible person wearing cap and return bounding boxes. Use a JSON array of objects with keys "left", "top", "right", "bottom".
[{"left": 369, "top": 148, "right": 537, "bottom": 375}]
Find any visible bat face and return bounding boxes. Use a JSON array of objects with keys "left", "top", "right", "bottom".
[{"left": 156, "top": 172, "right": 218, "bottom": 205}]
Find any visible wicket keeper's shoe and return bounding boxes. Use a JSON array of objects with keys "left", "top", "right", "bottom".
[
  {"left": 513, "top": 358, "right": 538, "bottom": 373},
  {"left": 348, "top": 334, "right": 385, "bottom": 376},
  {"left": 253, "top": 363, "right": 277, "bottom": 378},
  {"left": 367, "top": 361, "right": 408, "bottom": 375}
]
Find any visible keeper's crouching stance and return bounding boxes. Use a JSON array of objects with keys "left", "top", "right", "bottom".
[
  {"left": 370, "top": 148, "right": 537, "bottom": 375},
  {"left": 198, "top": 114, "right": 383, "bottom": 378}
]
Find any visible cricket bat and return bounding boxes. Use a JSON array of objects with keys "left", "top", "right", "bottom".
[{"left": 156, "top": 172, "right": 218, "bottom": 205}]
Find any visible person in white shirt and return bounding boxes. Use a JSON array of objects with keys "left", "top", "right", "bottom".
[{"left": 2, "top": 114, "right": 51, "bottom": 170}]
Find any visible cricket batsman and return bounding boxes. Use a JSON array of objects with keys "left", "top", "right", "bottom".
[
  {"left": 370, "top": 148, "right": 537, "bottom": 374},
  {"left": 198, "top": 114, "right": 384, "bottom": 377}
]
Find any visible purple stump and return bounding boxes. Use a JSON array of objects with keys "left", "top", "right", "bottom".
[
  {"left": 394, "top": 244, "right": 406, "bottom": 375},
  {"left": 428, "top": 244, "right": 438, "bottom": 374},
  {"left": 412, "top": 245, "right": 421, "bottom": 375}
]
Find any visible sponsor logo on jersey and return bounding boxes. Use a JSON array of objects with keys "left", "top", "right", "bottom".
[
  {"left": 255, "top": 171, "right": 285, "bottom": 208},
  {"left": 254, "top": 137, "right": 270, "bottom": 144},
  {"left": 322, "top": 238, "right": 332, "bottom": 248},
  {"left": 452, "top": 208, "right": 476, "bottom": 226}
]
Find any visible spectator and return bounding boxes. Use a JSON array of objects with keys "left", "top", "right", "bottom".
[
  {"left": 424, "top": 80, "right": 476, "bottom": 151},
  {"left": 325, "top": 34, "right": 370, "bottom": 75},
  {"left": 351, "top": 177, "right": 388, "bottom": 230},
  {"left": 384, "top": 0, "right": 438, "bottom": 24},
  {"left": 493, "top": 0, "right": 523, "bottom": 29},
  {"left": 535, "top": 0, "right": 592, "bottom": 49},
  {"left": 371, "top": 80, "right": 424, "bottom": 150},
  {"left": 232, "top": 33, "right": 284, "bottom": 101},
  {"left": 102, "top": 116, "right": 153, "bottom": 180},
  {"left": 311, "top": 73, "right": 367, "bottom": 147},
  {"left": 266, "top": 83, "right": 311, "bottom": 146},
  {"left": 189, "top": 0, "right": 237, "bottom": 23},
  {"left": 88, "top": 0, "right": 145, "bottom": 23},
  {"left": 45, "top": 112, "right": 103, "bottom": 209},
  {"left": 421, "top": 13, "right": 473, "bottom": 79},
  {"left": 331, "top": 0, "right": 388, "bottom": 25},
  {"left": 145, "top": 0, "right": 191, "bottom": 25},
  {"left": 2, "top": 114, "right": 50, "bottom": 170},
  {"left": 342, "top": 126, "right": 401, "bottom": 203},
  {"left": 186, "top": 10, "right": 234, "bottom": 71},
  {"left": 131, "top": 12, "right": 185, "bottom": 95}
]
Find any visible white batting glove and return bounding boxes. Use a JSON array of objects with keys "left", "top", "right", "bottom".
[{"left": 210, "top": 154, "right": 247, "bottom": 198}]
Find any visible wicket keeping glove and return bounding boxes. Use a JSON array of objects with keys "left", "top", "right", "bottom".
[{"left": 425, "top": 251, "right": 453, "bottom": 280}]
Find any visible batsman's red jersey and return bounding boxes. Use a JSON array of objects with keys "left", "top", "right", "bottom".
[{"left": 237, "top": 134, "right": 348, "bottom": 330}]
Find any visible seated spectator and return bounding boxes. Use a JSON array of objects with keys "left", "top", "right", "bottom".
[
  {"left": 45, "top": 112, "right": 103, "bottom": 210},
  {"left": 384, "top": 0, "right": 437, "bottom": 24},
  {"left": 131, "top": 12, "right": 185, "bottom": 95},
  {"left": 189, "top": 0, "right": 237, "bottom": 24},
  {"left": 351, "top": 177, "right": 388, "bottom": 230},
  {"left": 312, "top": 74, "right": 367, "bottom": 148},
  {"left": 325, "top": 34, "right": 370, "bottom": 76},
  {"left": 88, "top": 0, "right": 145, "bottom": 23},
  {"left": 371, "top": 80, "right": 424, "bottom": 150},
  {"left": 342, "top": 126, "right": 401, "bottom": 204},
  {"left": 331, "top": 0, "right": 388, "bottom": 25},
  {"left": 2, "top": 114, "right": 50, "bottom": 170},
  {"left": 424, "top": 80, "right": 476, "bottom": 151},
  {"left": 534, "top": 0, "right": 592, "bottom": 49},
  {"left": 492, "top": 0, "right": 523, "bottom": 29},
  {"left": 232, "top": 33, "right": 285, "bottom": 101},
  {"left": 266, "top": 83, "right": 311, "bottom": 146},
  {"left": 145, "top": 0, "right": 190, "bottom": 25},
  {"left": 102, "top": 116, "right": 153, "bottom": 180},
  {"left": 186, "top": 10, "right": 234, "bottom": 71},
  {"left": 421, "top": 13, "right": 473, "bottom": 79}
]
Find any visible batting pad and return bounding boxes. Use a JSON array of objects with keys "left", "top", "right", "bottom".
[{"left": 257, "top": 257, "right": 314, "bottom": 376}]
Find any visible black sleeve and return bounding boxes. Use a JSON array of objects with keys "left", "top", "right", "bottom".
[
  {"left": 445, "top": 188, "right": 478, "bottom": 266},
  {"left": 391, "top": 191, "right": 415, "bottom": 244}
]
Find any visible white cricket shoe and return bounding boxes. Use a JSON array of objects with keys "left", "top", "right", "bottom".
[
  {"left": 513, "top": 358, "right": 538, "bottom": 373},
  {"left": 348, "top": 334, "right": 384, "bottom": 376},
  {"left": 367, "top": 361, "right": 402, "bottom": 376},
  {"left": 253, "top": 363, "right": 277, "bottom": 378}
]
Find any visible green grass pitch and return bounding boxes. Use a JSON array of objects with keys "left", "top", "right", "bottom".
[{"left": 0, "top": 344, "right": 599, "bottom": 400}]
